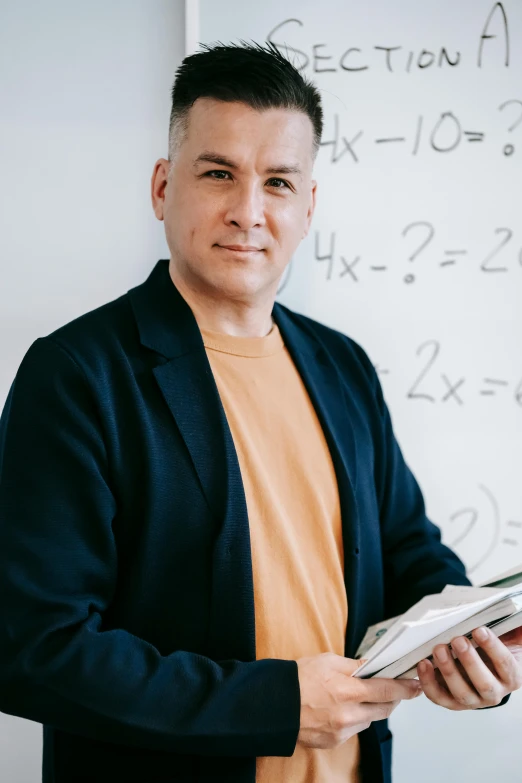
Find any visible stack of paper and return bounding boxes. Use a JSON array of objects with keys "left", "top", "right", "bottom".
[{"left": 353, "top": 564, "right": 522, "bottom": 680}]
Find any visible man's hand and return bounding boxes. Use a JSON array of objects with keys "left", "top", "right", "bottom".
[
  {"left": 417, "top": 626, "right": 522, "bottom": 710},
  {"left": 296, "top": 652, "right": 422, "bottom": 749}
]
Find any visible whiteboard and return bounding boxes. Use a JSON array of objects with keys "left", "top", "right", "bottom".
[{"left": 197, "top": 1, "right": 522, "bottom": 781}]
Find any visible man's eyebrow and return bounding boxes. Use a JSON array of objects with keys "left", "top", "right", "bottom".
[
  {"left": 193, "top": 152, "right": 238, "bottom": 169},
  {"left": 265, "top": 163, "right": 303, "bottom": 178},
  {"left": 193, "top": 152, "right": 303, "bottom": 178}
]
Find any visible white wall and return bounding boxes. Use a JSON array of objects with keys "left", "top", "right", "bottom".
[{"left": 0, "top": 2, "right": 184, "bottom": 779}]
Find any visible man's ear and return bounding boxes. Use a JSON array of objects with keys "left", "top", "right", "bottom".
[
  {"left": 151, "top": 158, "right": 170, "bottom": 221},
  {"left": 303, "top": 179, "right": 317, "bottom": 238}
]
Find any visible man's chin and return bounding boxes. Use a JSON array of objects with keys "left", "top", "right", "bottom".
[{"left": 202, "top": 271, "right": 277, "bottom": 301}]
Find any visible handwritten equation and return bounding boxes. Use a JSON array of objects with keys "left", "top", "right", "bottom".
[
  {"left": 312, "top": 225, "right": 522, "bottom": 283},
  {"left": 374, "top": 340, "right": 522, "bottom": 409},
  {"left": 445, "top": 484, "right": 521, "bottom": 574},
  {"left": 319, "top": 102, "right": 522, "bottom": 163}
]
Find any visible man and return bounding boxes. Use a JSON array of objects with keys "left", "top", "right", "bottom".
[{"left": 0, "top": 42, "right": 520, "bottom": 783}]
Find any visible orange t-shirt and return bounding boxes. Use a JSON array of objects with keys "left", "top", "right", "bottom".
[{"left": 202, "top": 322, "right": 360, "bottom": 783}]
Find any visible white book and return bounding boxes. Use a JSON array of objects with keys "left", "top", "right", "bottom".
[
  {"left": 353, "top": 564, "right": 522, "bottom": 680},
  {"left": 369, "top": 594, "right": 522, "bottom": 680},
  {"left": 396, "top": 608, "right": 522, "bottom": 680},
  {"left": 355, "top": 587, "right": 504, "bottom": 676}
]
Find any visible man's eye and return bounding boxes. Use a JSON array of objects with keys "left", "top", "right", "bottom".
[
  {"left": 268, "top": 178, "right": 289, "bottom": 189},
  {"left": 205, "top": 170, "right": 231, "bottom": 180},
  {"left": 203, "top": 171, "right": 289, "bottom": 189}
]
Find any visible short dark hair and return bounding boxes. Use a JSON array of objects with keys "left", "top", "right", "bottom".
[{"left": 168, "top": 40, "right": 323, "bottom": 163}]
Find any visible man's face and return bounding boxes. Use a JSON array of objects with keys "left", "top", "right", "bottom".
[{"left": 152, "top": 98, "right": 317, "bottom": 304}]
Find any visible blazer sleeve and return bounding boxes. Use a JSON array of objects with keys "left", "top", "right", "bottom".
[
  {"left": 0, "top": 337, "right": 300, "bottom": 757},
  {"left": 365, "top": 355, "right": 471, "bottom": 618}
]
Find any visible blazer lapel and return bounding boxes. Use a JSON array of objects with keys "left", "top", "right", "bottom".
[
  {"left": 128, "top": 260, "right": 255, "bottom": 662},
  {"left": 153, "top": 356, "right": 256, "bottom": 662}
]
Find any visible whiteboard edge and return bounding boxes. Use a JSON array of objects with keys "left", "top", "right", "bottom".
[{"left": 184, "top": 0, "right": 200, "bottom": 56}]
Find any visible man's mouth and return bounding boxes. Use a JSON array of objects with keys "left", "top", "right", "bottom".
[{"left": 217, "top": 244, "right": 263, "bottom": 252}]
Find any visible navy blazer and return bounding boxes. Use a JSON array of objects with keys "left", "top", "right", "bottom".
[{"left": 0, "top": 259, "right": 470, "bottom": 783}]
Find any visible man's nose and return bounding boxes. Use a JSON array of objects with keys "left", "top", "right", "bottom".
[{"left": 223, "top": 181, "right": 266, "bottom": 230}]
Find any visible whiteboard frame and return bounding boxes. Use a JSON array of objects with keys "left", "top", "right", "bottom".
[{"left": 185, "top": 0, "right": 200, "bottom": 56}]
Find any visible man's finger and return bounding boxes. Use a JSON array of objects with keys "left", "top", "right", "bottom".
[
  {"left": 360, "top": 700, "right": 402, "bottom": 723},
  {"left": 440, "top": 637, "right": 506, "bottom": 707},
  {"left": 417, "top": 658, "right": 466, "bottom": 711},
  {"left": 431, "top": 642, "right": 486, "bottom": 708},
  {"left": 470, "top": 627, "right": 522, "bottom": 693},
  {"left": 352, "top": 677, "right": 422, "bottom": 703}
]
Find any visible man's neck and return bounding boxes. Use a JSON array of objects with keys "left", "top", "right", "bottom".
[{"left": 168, "top": 262, "right": 275, "bottom": 338}]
